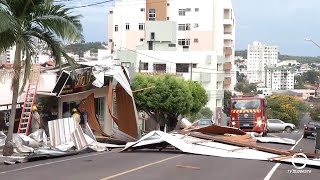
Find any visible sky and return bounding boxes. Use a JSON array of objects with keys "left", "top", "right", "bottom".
[{"left": 63, "top": 0, "right": 320, "bottom": 56}]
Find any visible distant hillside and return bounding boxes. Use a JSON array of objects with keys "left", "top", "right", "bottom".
[
  {"left": 63, "top": 42, "right": 105, "bottom": 56},
  {"left": 235, "top": 50, "right": 320, "bottom": 64}
]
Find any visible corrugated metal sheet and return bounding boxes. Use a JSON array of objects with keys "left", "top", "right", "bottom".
[
  {"left": 71, "top": 127, "right": 88, "bottom": 151},
  {"left": 48, "top": 118, "right": 76, "bottom": 147}
]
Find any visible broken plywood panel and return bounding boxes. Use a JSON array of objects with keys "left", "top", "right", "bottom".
[
  {"left": 190, "top": 125, "right": 246, "bottom": 135},
  {"left": 122, "top": 131, "right": 320, "bottom": 168}
]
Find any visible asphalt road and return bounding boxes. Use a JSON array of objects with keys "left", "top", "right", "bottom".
[{"left": 0, "top": 115, "right": 319, "bottom": 180}]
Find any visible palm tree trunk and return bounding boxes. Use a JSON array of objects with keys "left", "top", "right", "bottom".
[{"left": 3, "top": 43, "right": 22, "bottom": 156}]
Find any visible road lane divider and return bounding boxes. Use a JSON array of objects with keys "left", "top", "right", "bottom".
[
  {"left": 100, "top": 154, "right": 184, "bottom": 180},
  {"left": 264, "top": 135, "right": 304, "bottom": 180}
]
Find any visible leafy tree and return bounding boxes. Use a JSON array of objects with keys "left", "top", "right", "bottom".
[
  {"left": 0, "top": 0, "right": 82, "bottom": 155},
  {"left": 235, "top": 50, "right": 247, "bottom": 59},
  {"left": 63, "top": 42, "right": 104, "bottom": 56},
  {"left": 223, "top": 90, "right": 232, "bottom": 115},
  {"left": 236, "top": 72, "right": 246, "bottom": 83},
  {"left": 267, "top": 94, "right": 307, "bottom": 125},
  {"left": 234, "top": 83, "right": 257, "bottom": 94},
  {"left": 309, "top": 106, "right": 320, "bottom": 122},
  {"left": 132, "top": 74, "right": 208, "bottom": 130},
  {"left": 294, "top": 75, "right": 306, "bottom": 89},
  {"left": 189, "top": 107, "right": 212, "bottom": 122},
  {"left": 302, "top": 71, "right": 320, "bottom": 84}
]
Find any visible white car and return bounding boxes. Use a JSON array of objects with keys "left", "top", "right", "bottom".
[{"left": 267, "top": 119, "right": 296, "bottom": 133}]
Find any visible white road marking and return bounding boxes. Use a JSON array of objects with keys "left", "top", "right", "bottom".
[
  {"left": 0, "top": 151, "right": 111, "bottom": 175},
  {"left": 100, "top": 154, "right": 184, "bottom": 180},
  {"left": 264, "top": 135, "right": 304, "bottom": 180}
]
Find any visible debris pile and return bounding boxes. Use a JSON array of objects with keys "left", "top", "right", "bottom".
[
  {"left": 0, "top": 118, "right": 125, "bottom": 165},
  {"left": 121, "top": 123, "right": 320, "bottom": 168}
]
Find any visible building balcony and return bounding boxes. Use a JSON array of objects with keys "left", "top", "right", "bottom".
[
  {"left": 224, "top": 40, "right": 233, "bottom": 48},
  {"left": 223, "top": 19, "right": 233, "bottom": 25},
  {"left": 224, "top": 47, "right": 232, "bottom": 56},
  {"left": 224, "top": 62, "right": 232, "bottom": 71},
  {"left": 224, "top": 33, "right": 233, "bottom": 40},
  {"left": 224, "top": 77, "right": 232, "bottom": 86}
]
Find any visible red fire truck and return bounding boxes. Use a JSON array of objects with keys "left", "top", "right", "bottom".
[{"left": 229, "top": 95, "right": 268, "bottom": 136}]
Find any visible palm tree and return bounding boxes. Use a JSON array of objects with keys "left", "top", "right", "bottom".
[{"left": 0, "top": 0, "right": 83, "bottom": 155}]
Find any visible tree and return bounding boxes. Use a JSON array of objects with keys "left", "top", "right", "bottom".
[
  {"left": 302, "top": 71, "right": 320, "bottom": 84},
  {"left": 223, "top": 90, "right": 232, "bottom": 115},
  {"left": 236, "top": 72, "right": 246, "bottom": 83},
  {"left": 294, "top": 75, "right": 306, "bottom": 89},
  {"left": 63, "top": 42, "right": 105, "bottom": 56},
  {"left": 309, "top": 106, "right": 320, "bottom": 122},
  {"left": 0, "top": 0, "right": 82, "bottom": 155},
  {"left": 189, "top": 107, "right": 213, "bottom": 122},
  {"left": 234, "top": 83, "right": 257, "bottom": 94},
  {"left": 267, "top": 94, "right": 307, "bottom": 125},
  {"left": 132, "top": 74, "right": 208, "bottom": 130}
]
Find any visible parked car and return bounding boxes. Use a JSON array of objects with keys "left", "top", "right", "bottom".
[
  {"left": 267, "top": 119, "right": 296, "bottom": 133},
  {"left": 197, "top": 118, "right": 213, "bottom": 128},
  {"left": 303, "top": 121, "right": 320, "bottom": 138}
]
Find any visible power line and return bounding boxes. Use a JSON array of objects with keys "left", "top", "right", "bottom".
[
  {"left": 70, "top": 0, "right": 114, "bottom": 9},
  {"left": 57, "top": 0, "right": 180, "bottom": 9}
]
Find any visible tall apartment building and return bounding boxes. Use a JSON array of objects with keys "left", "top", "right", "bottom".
[
  {"left": 108, "top": 0, "right": 236, "bottom": 91},
  {"left": 247, "top": 41, "right": 278, "bottom": 85},
  {"left": 265, "top": 65, "right": 295, "bottom": 90}
]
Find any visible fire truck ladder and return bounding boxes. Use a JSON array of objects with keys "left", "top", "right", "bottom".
[{"left": 18, "top": 65, "right": 41, "bottom": 135}]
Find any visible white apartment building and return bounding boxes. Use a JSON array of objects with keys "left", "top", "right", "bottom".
[
  {"left": 116, "top": 21, "right": 225, "bottom": 112},
  {"left": 108, "top": 0, "right": 236, "bottom": 92},
  {"left": 265, "top": 65, "right": 295, "bottom": 90},
  {"left": 0, "top": 45, "right": 50, "bottom": 65},
  {"left": 247, "top": 41, "right": 278, "bottom": 84},
  {"left": 130, "top": 50, "right": 225, "bottom": 110}
]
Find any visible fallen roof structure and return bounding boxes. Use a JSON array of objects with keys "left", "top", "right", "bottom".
[{"left": 122, "top": 130, "right": 320, "bottom": 168}]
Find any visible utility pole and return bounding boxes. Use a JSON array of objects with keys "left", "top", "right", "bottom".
[{"left": 190, "top": 62, "right": 193, "bottom": 80}]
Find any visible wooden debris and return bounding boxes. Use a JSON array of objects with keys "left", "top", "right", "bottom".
[{"left": 268, "top": 155, "right": 293, "bottom": 161}]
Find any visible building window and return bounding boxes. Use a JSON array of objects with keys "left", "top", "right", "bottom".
[
  {"left": 153, "top": 64, "right": 166, "bottom": 72},
  {"left": 109, "top": 10, "right": 113, "bottom": 14},
  {"left": 179, "top": 9, "right": 186, "bottom": 16},
  {"left": 148, "top": 9, "right": 156, "bottom": 21},
  {"left": 168, "top": 44, "right": 176, "bottom": 47},
  {"left": 194, "top": 38, "right": 199, "bottom": 43},
  {"left": 194, "top": 23, "right": 199, "bottom": 28},
  {"left": 139, "top": 23, "right": 144, "bottom": 30},
  {"left": 195, "top": 8, "right": 199, "bottom": 12},
  {"left": 167, "top": 17, "right": 170, "bottom": 20},
  {"left": 192, "top": 64, "right": 197, "bottom": 68},
  {"left": 150, "top": 32, "right": 155, "bottom": 40},
  {"left": 141, "top": 62, "right": 148, "bottom": 70},
  {"left": 114, "top": 25, "right": 118, "bottom": 32},
  {"left": 148, "top": 41, "right": 153, "bottom": 50},
  {"left": 178, "top": 24, "right": 191, "bottom": 31},
  {"left": 140, "top": 38, "right": 144, "bottom": 42},
  {"left": 186, "top": 8, "right": 191, "bottom": 12},
  {"left": 178, "top": 39, "right": 190, "bottom": 46},
  {"left": 176, "top": 63, "right": 189, "bottom": 73},
  {"left": 167, "top": 3, "right": 170, "bottom": 6},
  {"left": 125, "top": 23, "right": 130, "bottom": 30},
  {"left": 140, "top": 8, "right": 145, "bottom": 12}
]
